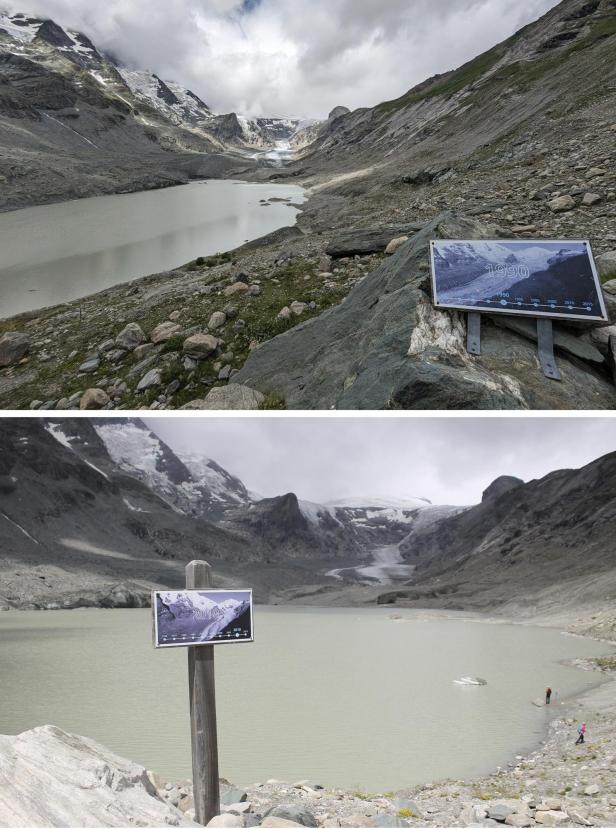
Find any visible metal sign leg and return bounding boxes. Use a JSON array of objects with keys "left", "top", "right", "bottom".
[
  {"left": 467, "top": 312, "right": 481, "bottom": 355},
  {"left": 536, "top": 319, "right": 561, "bottom": 381}
]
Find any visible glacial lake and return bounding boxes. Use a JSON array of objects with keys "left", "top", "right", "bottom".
[
  {"left": 0, "top": 607, "right": 611, "bottom": 791},
  {"left": 0, "top": 180, "right": 305, "bottom": 319}
]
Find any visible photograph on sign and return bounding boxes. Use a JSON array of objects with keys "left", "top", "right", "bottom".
[
  {"left": 153, "top": 589, "right": 253, "bottom": 648},
  {"left": 430, "top": 239, "right": 608, "bottom": 322}
]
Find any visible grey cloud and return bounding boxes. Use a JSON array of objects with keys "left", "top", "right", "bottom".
[
  {"left": 8, "top": 0, "right": 560, "bottom": 117},
  {"left": 144, "top": 417, "right": 616, "bottom": 507}
]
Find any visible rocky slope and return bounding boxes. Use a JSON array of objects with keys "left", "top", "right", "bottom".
[
  {"left": 0, "top": 417, "right": 433, "bottom": 608},
  {"left": 0, "top": 10, "right": 304, "bottom": 211},
  {"left": 376, "top": 450, "right": 616, "bottom": 624}
]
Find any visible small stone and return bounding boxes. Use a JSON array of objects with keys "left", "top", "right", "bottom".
[
  {"left": 582, "top": 192, "right": 602, "bottom": 206},
  {"left": 105, "top": 349, "right": 127, "bottom": 364},
  {"left": 537, "top": 800, "right": 561, "bottom": 812},
  {"left": 98, "top": 339, "right": 115, "bottom": 352},
  {"left": 224, "top": 282, "right": 250, "bottom": 297},
  {"left": 277, "top": 306, "right": 292, "bottom": 320},
  {"left": 79, "top": 388, "right": 110, "bottom": 409},
  {"left": 29, "top": 400, "right": 43, "bottom": 410},
  {"left": 151, "top": 321, "right": 181, "bottom": 344},
  {"left": 586, "top": 167, "right": 606, "bottom": 177},
  {"left": 584, "top": 784, "right": 600, "bottom": 796},
  {"left": 169, "top": 310, "right": 181, "bottom": 321},
  {"left": 78, "top": 355, "right": 100, "bottom": 374},
  {"left": 535, "top": 811, "right": 568, "bottom": 826},
  {"left": 223, "top": 304, "right": 239, "bottom": 319},
  {"left": 505, "top": 815, "right": 533, "bottom": 828},
  {"left": 133, "top": 343, "right": 155, "bottom": 360},
  {"left": 548, "top": 195, "right": 576, "bottom": 213},
  {"left": 136, "top": 368, "right": 162, "bottom": 391},
  {"left": 385, "top": 235, "right": 409, "bottom": 255},
  {"left": 218, "top": 365, "right": 232, "bottom": 381},
  {"left": 183, "top": 334, "right": 218, "bottom": 360},
  {"left": 265, "top": 803, "right": 317, "bottom": 826},
  {"left": 260, "top": 819, "right": 303, "bottom": 828},
  {"left": 512, "top": 224, "right": 537, "bottom": 233},
  {"left": 220, "top": 789, "right": 248, "bottom": 806},
  {"left": 0, "top": 331, "right": 30, "bottom": 367},
  {"left": 115, "top": 322, "right": 146, "bottom": 350},
  {"left": 208, "top": 311, "right": 227, "bottom": 330},
  {"left": 247, "top": 284, "right": 261, "bottom": 296},
  {"left": 488, "top": 803, "right": 515, "bottom": 822},
  {"left": 206, "top": 815, "right": 244, "bottom": 828},
  {"left": 290, "top": 301, "right": 308, "bottom": 315}
]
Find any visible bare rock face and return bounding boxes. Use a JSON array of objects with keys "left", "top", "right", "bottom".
[
  {"left": 482, "top": 475, "right": 524, "bottom": 502},
  {"left": 0, "top": 725, "right": 198, "bottom": 827}
]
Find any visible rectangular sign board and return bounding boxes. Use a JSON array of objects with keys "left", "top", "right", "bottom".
[
  {"left": 152, "top": 589, "right": 253, "bottom": 648},
  {"left": 430, "top": 239, "right": 608, "bottom": 322}
]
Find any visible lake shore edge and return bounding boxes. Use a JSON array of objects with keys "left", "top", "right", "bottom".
[{"left": 1, "top": 609, "right": 615, "bottom": 827}]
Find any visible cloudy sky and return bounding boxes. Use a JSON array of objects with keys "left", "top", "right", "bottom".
[
  {"left": 10, "top": 0, "right": 560, "bottom": 117},
  {"left": 144, "top": 416, "right": 616, "bottom": 506}
]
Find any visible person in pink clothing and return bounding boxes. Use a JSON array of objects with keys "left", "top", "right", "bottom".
[{"left": 575, "top": 722, "right": 587, "bottom": 744}]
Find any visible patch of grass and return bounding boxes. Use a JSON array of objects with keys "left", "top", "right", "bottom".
[
  {"left": 258, "top": 391, "right": 286, "bottom": 410},
  {"left": 397, "top": 808, "right": 418, "bottom": 819},
  {"left": 593, "top": 655, "right": 616, "bottom": 671},
  {"left": 161, "top": 335, "right": 185, "bottom": 354}
]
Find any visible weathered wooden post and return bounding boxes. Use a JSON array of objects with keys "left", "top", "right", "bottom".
[{"left": 186, "top": 560, "right": 220, "bottom": 825}]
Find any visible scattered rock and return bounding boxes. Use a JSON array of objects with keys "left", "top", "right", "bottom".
[
  {"left": 583, "top": 784, "right": 599, "bottom": 796},
  {"left": 384, "top": 236, "right": 409, "bottom": 255},
  {"left": 224, "top": 282, "right": 251, "bottom": 297},
  {"left": 548, "top": 195, "right": 576, "bottom": 213},
  {"left": 208, "top": 312, "right": 227, "bottom": 330},
  {"left": 115, "top": 322, "right": 146, "bottom": 351},
  {"left": 277, "top": 306, "right": 292, "bottom": 320},
  {"left": 596, "top": 252, "right": 616, "bottom": 282},
  {"left": 79, "top": 388, "right": 109, "bottom": 409},
  {"left": 534, "top": 810, "right": 568, "bottom": 826},
  {"left": 207, "top": 815, "right": 244, "bottom": 828},
  {"left": 183, "top": 334, "right": 218, "bottom": 360},
  {"left": 488, "top": 803, "right": 515, "bottom": 822},
  {"left": 0, "top": 331, "right": 30, "bottom": 367},
  {"left": 581, "top": 192, "right": 602, "bottom": 206},
  {"left": 136, "top": 368, "right": 162, "bottom": 392},
  {"left": 151, "top": 321, "right": 181, "bottom": 344},
  {"left": 326, "top": 224, "right": 422, "bottom": 258},
  {"left": 77, "top": 355, "right": 100, "bottom": 374},
  {"left": 264, "top": 804, "right": 318, "bottom": 826},
  {"left": 181, "top": 384, "right": 265, "bottom": 410},
  {"left": 290, "top": 301, "right": 308, "bottom": 316}
]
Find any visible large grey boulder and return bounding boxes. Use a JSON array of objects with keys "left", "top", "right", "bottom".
[
  {"left": 596, "top": 251, "right": 616, "bottom": 281},
  {"left": 325, "top": 223, "right": 423, "bottom": 258},
  {"left": 0, "top": 725, "right": 198, "bottom": 827},
  {"left": 181, "top": 384, "right": 264, "bottom": 410},
  {"left": 234, "top": 213, "right": 616, "bottom": 410},
  {"left": 0, "top": 331, "right": 30, "bottom": 367}
]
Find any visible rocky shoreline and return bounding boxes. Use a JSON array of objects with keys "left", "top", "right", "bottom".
[{"left": 1, "top": 607, "right": 615, "bottom": 828}]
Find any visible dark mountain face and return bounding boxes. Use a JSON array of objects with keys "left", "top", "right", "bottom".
[
  {"left": 387, "top": 452, "right": 616, "bottom": 610},
  {"left": 482, "top": 476, "right": 524, "bottom": 502}
]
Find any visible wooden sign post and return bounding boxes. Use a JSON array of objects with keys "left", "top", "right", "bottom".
[{"left": 186, "top": 560, "right": 220, "bottom": 825}]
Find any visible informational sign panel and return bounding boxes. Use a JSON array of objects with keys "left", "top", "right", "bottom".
[
  {"left": 430, "top": 239, "right": 608, "bottom": 322},
  {"left": 152, "top": 589, "right": 253, "bottom": 648}
]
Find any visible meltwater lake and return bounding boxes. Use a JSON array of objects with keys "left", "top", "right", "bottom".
[
  {"left": 0, "top": 180, "right": 305, "bottom": 319},
  {"left": 0, "top": 607, "right": 610, "bottom": 791}
]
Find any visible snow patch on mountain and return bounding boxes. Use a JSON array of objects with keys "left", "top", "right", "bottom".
[{"left": 0, "top": 11, "right": 41, "bottom": 42}]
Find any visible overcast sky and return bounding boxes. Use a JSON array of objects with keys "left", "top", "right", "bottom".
[
  {"left": 144, "top": 417, "right": 616, "bottom": 506},
  {"left": 9, "top": 0, "right": 560, "bottom": 117}
]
